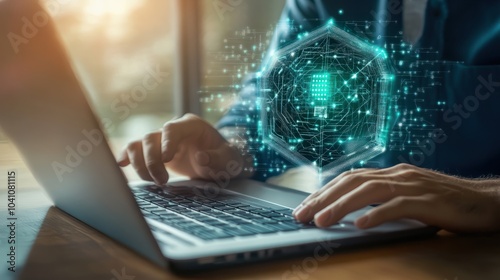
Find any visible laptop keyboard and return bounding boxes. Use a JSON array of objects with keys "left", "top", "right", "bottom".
[{"left": 132, "top": 185, "right": 314, "bottom": 240}]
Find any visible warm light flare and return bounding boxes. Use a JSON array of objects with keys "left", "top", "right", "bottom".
[{"left": 83, "top": 0, "right": 143, "bottom": 17}]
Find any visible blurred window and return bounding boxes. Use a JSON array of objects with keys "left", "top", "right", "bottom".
[{"left": 48, "top": 0, "right": 176, "bottom": 140}]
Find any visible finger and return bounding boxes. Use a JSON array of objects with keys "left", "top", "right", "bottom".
[
  {"left": 355, "top": 196, "right": 436, "bottom": 229},
  {"left": 126, "top": 141, "right": 154, "bottom": 182},
  {"left": 294, "top": 172, "right": 390, "bottom": 222},
  {"left": 161, "top": 114, "right": 201, "bottom": 162},
  {"left": 143, "top": 132, "right": 168, "bottom": 185},
  {"left": 295, "top": 164, "right": 435, "bottom": 218},
  {"left": 117, "top": 148, "right": 130, "bottom": 167},
  {"left": 303, "top": 168, "right": 375, "bottom": 201},
  {"left": 294, "top": 168, "right": 375, "bottom": 213},
  {"left": 313, "top": 180, "right": 420, "bottom": 227}
]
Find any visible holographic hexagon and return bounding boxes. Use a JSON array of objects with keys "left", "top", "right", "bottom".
[{"left": 259, "top": 22, "right": 395, "bottom": 177}]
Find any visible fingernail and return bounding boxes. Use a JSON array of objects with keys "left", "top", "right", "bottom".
[
  {"left": 152, "top": 170, "right": 168, "bottom": 186},
  {"left": 155, "top": 178, "right": 167, "bottom": 186},
  {"left": 356, "top": 215, "right": 369, "bottom": 228}
]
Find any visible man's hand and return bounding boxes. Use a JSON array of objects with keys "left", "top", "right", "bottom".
[
  {"left": 293, "top": 163, "right": 500, "bottom": 233},
  {"left": 118, "top": 114, "right": 253, "bottom": 185}
]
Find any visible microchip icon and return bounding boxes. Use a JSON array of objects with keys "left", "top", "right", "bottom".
[
  {"left": 311, "top": 73, "right": 332, "bottom": 103},
  {"left": 313, "top": 106, "right": 327, "bottom": 118},
  {"left": 310, "top": 73, "right": 333, "bottom": 119}
]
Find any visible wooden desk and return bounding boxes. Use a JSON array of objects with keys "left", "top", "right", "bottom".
[{"left": 0, "top": 190, "right": 499, "bottom": 280}]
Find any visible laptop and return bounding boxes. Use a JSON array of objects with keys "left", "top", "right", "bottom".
[{"left": 0, "top": 13, "right": 437, "bottom": 273}]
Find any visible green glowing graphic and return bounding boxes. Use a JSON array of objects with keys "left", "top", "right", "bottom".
[
  {"left": 259, "top": 23, "right": 395, "bottom": 177},
  {"left": 201, "top": 18, "right": 449, "bottom": 180},
  {"left": 310, "top": 73, "right": 333, "bottom": 102}
]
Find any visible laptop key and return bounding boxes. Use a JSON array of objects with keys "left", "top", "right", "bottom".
[
  {"left": 135, "top": 193, "right": 154, "bottom": 198},
  {"left": 254, "top": 209, "right": 276, "bottom": 214},
  {"left": 240, "top": 224, "right": 278, "bottom": 234},
  {"left": 160, "top": 219, "right": 182, "bottom": 226},
  {"left": 226, "top": 209, "right": 245, "bottom": 215},
  {"left": 192, "top": 216, "right": 216, "bottom": 223},
  {"left": 225, "top": 202, "right": 247, "bottom": 207},
  {"left": 191, "top": 197, "right": 215, "bottom": 203},
  {"left": 223, "top": 227, "right": 254, "bottom": 236},
  {"left": 205, "top": 231, "right": 234, "bottom": 239},
  {"left": 132, "top": 189, "right": 146, "bottom": 193},
  {"left": 184, "top": 211, "right": 205, "bottom": 218},
  {"left": 141, "top": 206, "right": 164, "bottom": 212},
  {"left": 203, "top": 210, "right": 227, "bottom": 218},
  {"left": 260, "top": 212, "right": 283, "bottom": 218},
  {"left": 267, "top": 223, "right": 301, "bottom": 231},
  {"left": 136, "top": 200, "right": 150, "bottom": 206},
  {"left": 232, "top": 211, "right": 254, "bottom": 218},
  {"left": 249, "top": 214, "right": 271, "bottom": 221},
  {"left": 171, "top": 198, "right": 192, "bottom": 204},
  {"left": 158, "top": 193, "right": 177, "bottom": 199},
  {"left": 206, "top": 202, "right": 226, "bottom": 207},
  {"left": 184, "top": 225, "right": 207, "bottom": 232},
  {"left": 151, "top": 210, "right": 172, "bottom": 215},
  {"left": 156, "top": 201, "right": 178, "bottom": 207},
  {"left": 138, "top": 204, "right": 155, "bottom": 209},
  {"left": 193, "top": 206, "right": 212, "bottom": 212},
  {"left": 213, "top": 205, "right": 234, "bottom": 211},
  {"left": 205, "top": 221, "right": 229, "bottom": 228},
  {"left": 167, "top": 206, "right": 186, "bottom": 213},
  {"left": 193, "top": 232, "right": 215, "bottom": 240},
  {"left": 228, "top": 219, "right": 253, "bottom": 225},
  {"left": 159, "top": 214, "right": 180, "bottom": 220},
  {"left": 271, "top": 216, "right": 294, "bottom": 222},
  {"left": 143, "top": 214, "right": 161, "bottom": 221},
  {"left": 274, "top": 208, "right": 294, "bottom": 216},
  {"left": 261, "top": 219, "right": 280, "bottom": 224},
  {"left": 148, "top": 198, "right": 165, "bottom": 203},
  {"left": 238, "top": 206, "right": 261, "bottom": 211}
]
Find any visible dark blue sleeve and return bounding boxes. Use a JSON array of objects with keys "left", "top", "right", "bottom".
[
  {"left": 409, "top": 0, "right": 500, "bottom": 177},
  {"left": 435, "top": 64, "right": 500, "bottom": 177}
]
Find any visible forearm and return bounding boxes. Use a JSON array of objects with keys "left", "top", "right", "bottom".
[{"left": 468, "top": 177, "right": 500, "bottom": 191}]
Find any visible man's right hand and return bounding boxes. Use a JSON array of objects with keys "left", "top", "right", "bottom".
[{"left": 118, "top": 114, "right": 252, "bottom": 185}]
